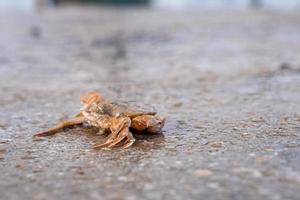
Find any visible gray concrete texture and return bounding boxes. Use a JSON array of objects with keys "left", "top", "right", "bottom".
[{"left": 0, "top": 6, "right": 300, "bottom": 200}]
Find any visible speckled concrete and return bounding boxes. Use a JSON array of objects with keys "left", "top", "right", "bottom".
[{"left": 0, "top": 6, "right": 300, "bottom": 200}]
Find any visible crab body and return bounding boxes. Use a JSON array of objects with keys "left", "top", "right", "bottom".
[{"left": 34, "top": 92, "right": 165, "bottom": 149}]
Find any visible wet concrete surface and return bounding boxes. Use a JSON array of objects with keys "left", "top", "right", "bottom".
[{"left": 1, "top": 6, "right": 300, "bottom": 200}]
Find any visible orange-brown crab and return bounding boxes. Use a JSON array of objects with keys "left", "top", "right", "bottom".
[{"left": 34, "top": 92, "right": 165, "bottom": 149}]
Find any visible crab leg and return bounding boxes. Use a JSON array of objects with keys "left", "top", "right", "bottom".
[
  {"left": 33, "top": 116, "right": 85, "bottom": 137},
  {"left": 93, "top": 117, "right": 132, "bottom": 149},
  {"left": 92, "top": 117, "right": 128, "bottom": 148},
  {"left": 121, "top": 132, "right": 135, "bottom": 149},
  {"left": 104, "top": 128, "right": 128, "bottom": 148},
  {"left": 92, "top": 128, "right": 121, "bottom": 148},
  {"left": 74, "top": 111, "right": 84, "bottom": 117},
  {"left": 103, "top": 126, "right": 135, "bottom": 149}
]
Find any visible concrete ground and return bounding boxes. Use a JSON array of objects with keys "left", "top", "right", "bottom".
[{"left": 0, "top": 6, "right": 300, "bottom": 200}]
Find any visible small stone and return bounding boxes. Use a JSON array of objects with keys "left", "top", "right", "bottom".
[
  {"left": 33, "top": 137, "right": 45, "bottom": 141},
  {"left": 0, "top": 139, "right": 12, "bottom": 144},
  {"left": 118, "top": 176, "right": 128, "bottom": 181},
  {"left": 0, "top": 148, "right": 6, "bottom": 154},
  {"left": 233, "top": 127, "right": 240, "bottom": 131},
  {"left": 15, "top": 164, "right": 23, "bottom": 169},
  {"left": 32, "top": 169, "right": 43, "bottom": 173},
  {"left": 193, "top": 169, "right": 213, "bottom": 177},
  {"left": 265, "top": 148, "right": 274, "bottom": 152},
  {"left": 0, "top": 148, "right": 6, "bottom": 160},
  {"left": 20, "top": 155, "right": 35, "bottom": 160},
  {"left": 249, "top": 153, "right": 256, "bottom": 157},
  {"left": 194, "top": 125, "right": 206, "bottom": 129},
  {"left": 255, "top": 156, "right": 271, "bottom": 162},
  {"left": 251, "top": 116, "right": 265, "bottom": 123},
  {"left": 233, "top": 167, "right": 262, "bottom": 178},
  {"left": 173, "top": 102, "right": 183, "bottom": 108},
  {"left": 241, "top": 132, "right": 249, "bottom": 136},
  {"left": 76, "top": 170, "right": 85, "bottom": 175},
  {"left": 207, "top": 182, "right": 220, "bottom": 189},
  {"left": 283, "top": 117, "right": 289, "bottom": 122},
  {"left": 0, "top": 123, "right": 8, "bottom": 130},
  {"left": 210, "top": 142, "right": 222, "bottom": 148}
]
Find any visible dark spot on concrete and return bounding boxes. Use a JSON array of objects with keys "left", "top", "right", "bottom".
[{"left": 30, "top": 26, "right": 42, "bottom": 38}]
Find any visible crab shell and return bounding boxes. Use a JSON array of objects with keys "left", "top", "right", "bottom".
[{"left": 81, "top": 92, "right": 166, "bottom": 133}]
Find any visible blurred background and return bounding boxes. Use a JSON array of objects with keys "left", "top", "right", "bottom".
[{"left": 1, "top": 0, "right": 300, "bottom": 11}]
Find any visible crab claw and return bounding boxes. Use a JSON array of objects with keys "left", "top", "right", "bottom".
[
  {"left": 131, "top": 115, "right": 165, "bottom": 133},
  {"left": 147, "top": 115, "right": 166, "bottom": 133}
]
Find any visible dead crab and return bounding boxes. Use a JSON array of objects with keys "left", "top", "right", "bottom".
[{"left": 34, "top": 92, "right": 165, "bottom": 149}]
